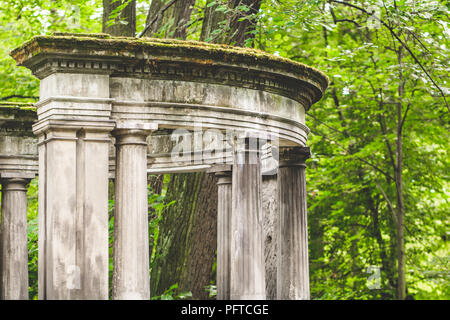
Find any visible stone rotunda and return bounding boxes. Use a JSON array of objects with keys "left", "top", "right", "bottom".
[{"left": 0, "top": 34, "right": 328, "bottom": 300}]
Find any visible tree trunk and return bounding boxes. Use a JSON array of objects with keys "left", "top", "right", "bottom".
[
  {"left": 200, "top": 0, "right": 227, "bottom": 42},
  {"left": 102, "top": 0, "right": 136, "bottom": 37},
  {"left": 227, "top": 0, "right": 261, "bottom": 46},
  {"left": 150, "top": 172, "right": 218, "bottom": 299},
  {"left": 142, "top": 0, "right": 196, "bottom": 38},
  {"left": 395, "top": 114, "right": 406, "bottom": 300}
]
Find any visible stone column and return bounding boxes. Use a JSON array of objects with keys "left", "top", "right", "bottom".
[
  {"left": 277, "top": 146, "right": 311, "bottom": 300},
  {"left": 34, "top": 125, "right": 114, "bottom": 300},
  {"left": 112, "top": 123, "right": 156, "bottom": 300},
  {"left": 208, "top": 165, "right": 232, "bottom": 300},
  {"left": 230, "top": 136, "right": 265, "bottom": 300},
  {"left": 0, "top": 175, "right": 33, "bottom": 300}
]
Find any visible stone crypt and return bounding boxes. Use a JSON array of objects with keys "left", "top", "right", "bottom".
[{"left": 0, "top": 34, "right": 328, "bottom": 300}]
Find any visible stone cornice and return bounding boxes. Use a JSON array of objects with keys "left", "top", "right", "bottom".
[{"left": 10, "top": 34, "right": 328, "bottom": 110}]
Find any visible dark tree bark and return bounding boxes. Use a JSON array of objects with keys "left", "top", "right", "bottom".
[
  {"left": 151, "top": 172, "right": 218, "bottom": 299},
  {"left": 142, "top": 0, "right": 196, "bottom": 38},
  {"left": 200, "top": 0, "right": 227, "bottom": 43},
  {"left": 227, "top": 0, "right": 261, "bottom": 46},
  {"left": 102, "top": 0, "right": 136, "bottom": 36}
]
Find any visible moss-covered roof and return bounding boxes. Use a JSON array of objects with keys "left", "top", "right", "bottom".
[
  {"left": 10, "top": 33, "right": 329, "bottom": 107},
  {"left": 11, "top": 33, "right": 328, "bottom": 85}
]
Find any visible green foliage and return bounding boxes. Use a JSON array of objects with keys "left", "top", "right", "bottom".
[
  {"left": 27, "top": 178, "right": 39, "bottom": 300},
  {"left": 258, "top": 0, "right": 449, "bottom": 300},
  {"left": 0, "top": 0, "right": 448, "bottom": 300},
  {"left": 148, "top": 190, "right": 176, "bottom": 270},
  {"left": 150, "top": 283, "right": 192, "bottom": 300}
]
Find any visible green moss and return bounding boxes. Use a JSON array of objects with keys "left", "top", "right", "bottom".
[
  {"left": 10, "top": 33, "right": 329, "bottom": 89},
  {"left": 52, "top": 32, "right": 110, "bottom": 38}
]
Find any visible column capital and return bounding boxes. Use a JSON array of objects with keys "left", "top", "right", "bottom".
[
  {"left": 207, "top": 164, "right": 232, "bottom": 174},
  {"left": 278, "top": 146, "right": 311, "bottom": 168},
  {"left": 0, "top": 177, "right": 31, "bottom": 192},
  {"left": 0, "top": 172, "right": 35, "bottom": 190},
  {"left": 112, "top": 122, "right": 157, "bottom": 146},
  {"left": 207, "top": 165, "right": 232, "bottom": 185}
]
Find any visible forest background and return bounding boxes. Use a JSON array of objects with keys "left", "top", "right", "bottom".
[{"left": 0, "top": 0, "right": 448, "bottom": 300}]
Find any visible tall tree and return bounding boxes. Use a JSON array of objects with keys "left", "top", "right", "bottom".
[{"left": 147, "top": 0, "right": 263, "bottom": 299}]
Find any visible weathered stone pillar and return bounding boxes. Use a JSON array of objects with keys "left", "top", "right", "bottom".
[
  {"left": 208, "top": 165, "right": 232, "bottom": 300},
  {"left": 277, "top": 146, "right": 311, "bottom": 300},
  {"left": 35, "top": 124, "right": 114, "bottom": 300},
  {"left": 0, "top": 175, "right": 33, "bottom": 300},
  {"left": 112, "top": 123, "right": 156, "bottom": 300},
  {"left": 230, "top": 136, "right": 266, "bottom": 300}
]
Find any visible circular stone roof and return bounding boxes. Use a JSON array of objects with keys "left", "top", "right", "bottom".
[{"left": 11, "top": 33, "right": 328, "bottom": 108}]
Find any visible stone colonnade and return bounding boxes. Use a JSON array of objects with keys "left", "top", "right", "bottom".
[{"left": 0, "top": 34, "right": 328, "bottom": 299}]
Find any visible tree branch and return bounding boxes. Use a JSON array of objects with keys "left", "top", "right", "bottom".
[
  {"left": 366, "top": 80, "right": 397, "bottom": 172},
  {"left": 329, "top": 0, "right": 449, "bottom": 113},
  {"left": 374, "top": 179, "right": 398, "bottom": 227},
  {"left": 400, "top": 103, "right": 410, "bottom": 130},
  {"left": 309, "top": 128, "right": 395, "bottom": 180}
]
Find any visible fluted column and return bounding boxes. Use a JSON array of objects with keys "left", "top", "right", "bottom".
[
  {"left": 277, "top": 146, "right": 310, "bottom": 300},
  {"left": 230, "top": 136, "right": 265, "bottom": 300},
  {"left": 0, "top": 176, "right": 33, "bottom": 300},
  {"left": 208, "top": 165, "right": 232, "bottom": 300},
  {"left": 112, "top": 123, "right": 156, "bottom": 300}
]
